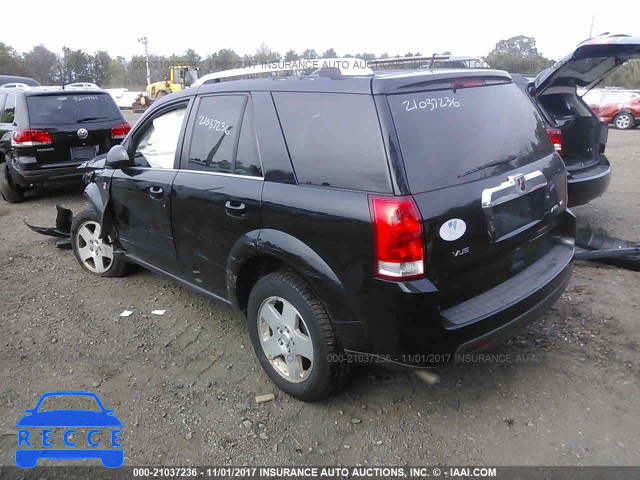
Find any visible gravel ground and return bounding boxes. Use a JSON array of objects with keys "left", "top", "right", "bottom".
[{"left": 1, "top": 118, "right": 639, "bottom": 467}]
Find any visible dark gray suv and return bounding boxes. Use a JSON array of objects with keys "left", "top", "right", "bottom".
[{"left": 0, "top": 86, "right": 130, "bottom": 203}]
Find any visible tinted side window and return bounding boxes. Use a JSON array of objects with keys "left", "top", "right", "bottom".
[
  {"left": 2, "top": 94, "right": 16, "bottom": 123},
  {"left": 273, "top": 92, "right": 391, "bottom": 193},
  {"left": 235, "top": 101, "right": 262, "bottom": 177},
  {"left": 188, "top": 95, "right": 246, "bottom": 173},
  {"left": 133, "top": 106, "right": 187, "bottom": 169}
]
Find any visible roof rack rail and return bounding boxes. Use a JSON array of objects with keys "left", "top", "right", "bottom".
[
  {"left": 194, "top": 58, "right": 373, "bottom": 86},
  {"left": 1, "top": 82, "right": 31, "bottom": 90},
  {"left": 369, "top": 54, "right": 490, "bottom": 69}
]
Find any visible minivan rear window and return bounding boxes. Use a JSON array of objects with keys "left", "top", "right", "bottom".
[
  {"left": 388, "top": 82, "right": 552, "bottom": 193},
  {"left": 27, "top": 93, "right": 121, "bottom": 125},
  {"left": 273, "top": 92, "right": 392, "bottom": 193}
]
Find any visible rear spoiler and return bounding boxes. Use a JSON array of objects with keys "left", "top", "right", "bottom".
[{"left": 372, "top": 70, "right": 512, "bottom": 95}]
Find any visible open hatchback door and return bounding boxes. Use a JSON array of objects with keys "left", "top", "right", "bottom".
[
  {"left": 531, "top": 34, "right": 640, "bottom": 96},
  {"left": 521, "top": 34, "right": 640, "bottom": 207}
]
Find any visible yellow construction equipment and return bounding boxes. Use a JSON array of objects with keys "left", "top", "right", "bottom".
[{"left": 145, "top": 66, "right": 199, "bottom": 101}]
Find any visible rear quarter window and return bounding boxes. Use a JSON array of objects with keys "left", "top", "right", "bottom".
[
  {"left": 2, "top": 93, "right": 16, "bottom": 123},
  {"left": 26, "top": 93, "right": 121, "bottom": 125},
  {"left": 273, "top": 92, "right": 392, "bottom": 193},
  {"left": 0, "top": 93, "right": 7, "bottom": 122}
]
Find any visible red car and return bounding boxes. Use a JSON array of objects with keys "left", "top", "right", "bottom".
[{"left": 585, "top": 89, "right": 640, "bottom": 129}]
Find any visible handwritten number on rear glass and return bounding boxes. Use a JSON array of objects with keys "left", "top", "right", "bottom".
[{"left": 402, "top": 97, "right": 460, "bottom": 112}]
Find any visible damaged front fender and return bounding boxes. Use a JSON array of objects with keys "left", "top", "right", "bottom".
[
  {"left": 23, "top": 204, "right": 74, "bottom": 249},
  {"left": 84, "top": 177, "right": 114, "bottom": 240}
]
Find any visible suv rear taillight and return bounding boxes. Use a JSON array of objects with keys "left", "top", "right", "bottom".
[
  {"left": 111, "top": 123, "right": 131, "bottom": 140},
  {"left": 11, "top": 129, "right": 52, "bottom": 147},
  {"left": 369, "top": 196, "right": 425, "bottom": 280},
  {"left": 546, "top": 127, "right": 563, "bottom": 154}
]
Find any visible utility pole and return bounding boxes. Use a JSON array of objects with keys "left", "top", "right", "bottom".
[{"left": 138, "top": 36, "right": 151, "bottom": 86}]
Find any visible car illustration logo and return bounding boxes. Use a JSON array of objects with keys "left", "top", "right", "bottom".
[
  {"left": 77, "top": 128, "right": 89, "bottom": 140},
  {"left": 15, "top": 391, "right": 123, "bottom": 468}
]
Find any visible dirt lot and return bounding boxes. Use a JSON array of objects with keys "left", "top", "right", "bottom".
[{"left": 1, "top": 117, "right": 639, "bottom": 467}]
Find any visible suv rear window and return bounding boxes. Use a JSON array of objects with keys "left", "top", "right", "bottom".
[
  {"left": 273, "top": 92, "right": 391, "bottom": 193},
  {"left": 388, "top": 82, "right": 552, "bottom": 193},
  {"left": 26, "top": 93, "right": 121, "bottom": 125}
]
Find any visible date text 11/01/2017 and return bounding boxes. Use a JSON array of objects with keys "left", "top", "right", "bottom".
[{"left": 132, "top": 466, "right": 498, "bottom": 478}]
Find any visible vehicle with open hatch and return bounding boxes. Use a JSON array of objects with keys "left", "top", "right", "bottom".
[{"left": 512, "top": 34, "right": 640, "bottom": 207}]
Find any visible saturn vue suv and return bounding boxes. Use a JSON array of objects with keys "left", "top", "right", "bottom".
[
  {"left": 67, "top": 66, "right": 576, "bottom": 400},
  {"left": 0, "top": 86, "right": 130, "bottom": 203}
]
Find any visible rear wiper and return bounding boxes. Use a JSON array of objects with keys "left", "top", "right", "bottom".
[
  {"left": 78, "top": 117, "right": 104, "bottom": 122},
  {"left": 458, "top": 154, "right": 518, "bottom": 179}
]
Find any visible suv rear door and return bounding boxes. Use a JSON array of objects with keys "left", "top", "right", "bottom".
[
  {"left": 381, "top": 73, "right": 570, "bottom": 307},
  {"left": 530, "top": 34, "right": 640, "bottom": 97},
  {"left": 172, "top": 93, "right": 263, "bottom": 298}
]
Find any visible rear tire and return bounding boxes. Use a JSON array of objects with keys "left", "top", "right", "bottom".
[
  {"left": 614, "top": 112, "right": 634, "bottom": 130},
  {"left": 71, "top": 208, "right": 129, "bottom": 277},
  {"left": 0, "top": 161, "right": 25, "bottom": 203},
  {"left": 247, "top": 271, "right": 352, "bottom": 401}
]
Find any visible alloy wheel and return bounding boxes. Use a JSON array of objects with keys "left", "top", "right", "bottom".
[
  {"left": 615, "top": 114, "right": 632, "bottom": 129},
  {"left": 75, "top": 221, "right": 114, "bottom": 274},
  {"left": 257, "top": 296, "right": 314, "bottom": 383}
]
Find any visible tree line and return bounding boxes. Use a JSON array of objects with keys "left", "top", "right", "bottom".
[{"left": 2, "top": 36, "right": 639, "bottom": 89}]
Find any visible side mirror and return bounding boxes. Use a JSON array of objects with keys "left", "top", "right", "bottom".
[{"left": 105, "top": 145, "right": 131, "bottom": 169}]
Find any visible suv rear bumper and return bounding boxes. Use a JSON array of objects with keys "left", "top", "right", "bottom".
[
  {"left": 11, "top": 156, "right": 85, "bottom": 187},
  {"left": 339, "top": 235, "right": 575, "bottom": 368},
  {"left": 567, "top": 156, "right": 611, "bottom": 207},
  {"left": 445, "top": 241, "right": 573, "bottom": 354}
]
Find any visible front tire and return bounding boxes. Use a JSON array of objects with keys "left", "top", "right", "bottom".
[
  {"left": 0, "top": 161, "right": 25, "bottom": 203},
  {"left": 614, "top": 112, "right": 635, "bottom": 130},
  {"left": 71, "top": 208, "right": 128, "bottom": 277},
  {"left": 247, "top": 271, "right": 352, "bottom": 401}
]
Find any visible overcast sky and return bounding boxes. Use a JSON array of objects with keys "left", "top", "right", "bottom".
[{"left": 6, "top": 0, "right": 640, "bottom": 60}]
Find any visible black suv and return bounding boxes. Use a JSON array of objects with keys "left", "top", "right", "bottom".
[
  {"left": 70, "top": 67, "right": 575, "bottom": 400},
  {"left": 0, "top": 86, "right": 130, "bottom": 203},
  {"left": 513, "top": 34, "right": 640, "bottom": 207}
]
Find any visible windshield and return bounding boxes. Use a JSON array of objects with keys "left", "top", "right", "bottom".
[
  {"left": 184, "top": 68, "right": 198, "bottom": 86},
  {"left": 36, "top": 395, "right": 102, "bottom": 412},
  {"left": 388, "top": 82, "right": 553, "bottom": 193},
  {"left": 27, "top": 93, "right": 121, "bottom": 125}
]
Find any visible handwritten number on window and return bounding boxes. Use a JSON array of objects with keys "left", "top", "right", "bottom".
[
  {"left": 198, "top": 115, "right": 232, "bottom": 135},
  {"left": 402, "top": 97, "right": 460, "bottom": 112}
]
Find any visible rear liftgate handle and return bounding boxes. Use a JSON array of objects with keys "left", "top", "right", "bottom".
[{"left": 225, "top": 200, "right": 246, "bottom": 217}]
